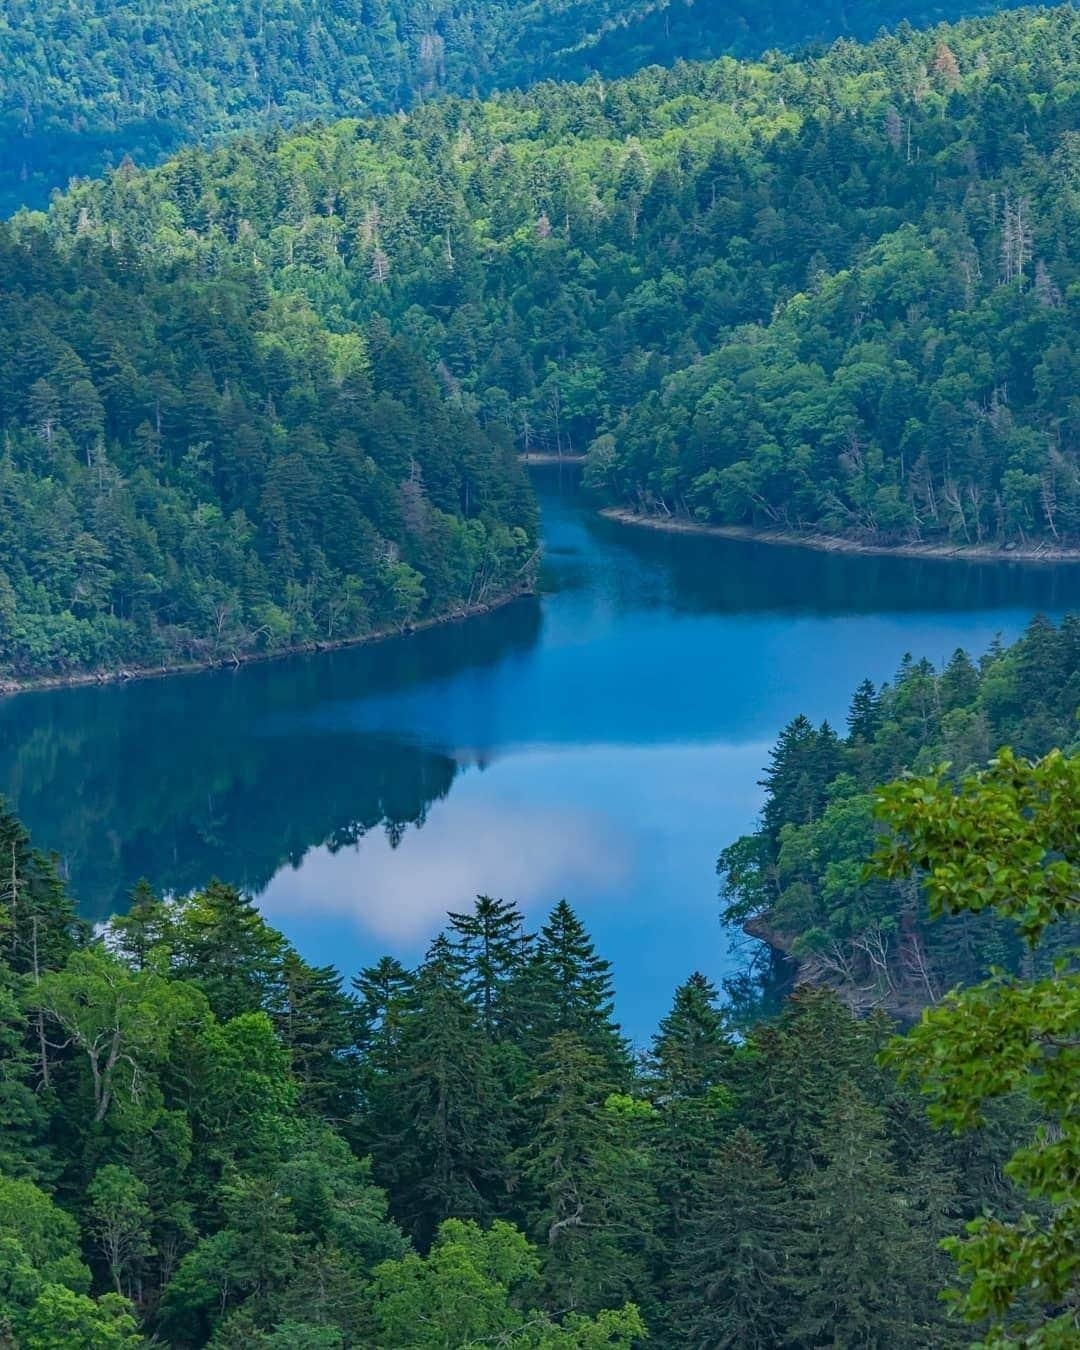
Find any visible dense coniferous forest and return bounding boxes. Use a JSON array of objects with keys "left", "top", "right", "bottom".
[
  {"left": 0, "top": 1, "right": 1076, "bottom": 1344},
  {"left": 33, "top": 9, "right": 1080, "bottom": 556},
  {"left": 0, "top": 227, "right": 535, "bottom": 681},
  {"left": 0, "top": 0, "right": 1020, "bottom": 211},
  {"left": 721, "top": 613, "right": 1080, "bottom": 1008},
  {"left": 0, "top": 717, "right": 1074, "bottom": 1346}
]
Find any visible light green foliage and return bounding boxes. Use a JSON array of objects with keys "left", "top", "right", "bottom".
[
  {"left": 0, "top": 1174, "right": 90, "bottom": 1293},
  {"left": 875, "top": 748, "right": 1079, "bottom": 943},
  {"left": 17, "top": 1284, "right": 143, "bottom": 1349},
  {"left": 877, "top": 749, "right": 1080, "bottom": 1345},
  {"left": 29, "top": 947, "right": 208, "bottom": 1123},
  {"left": 87, "top": 1165, "right": 155, "bottom": 1296},
  {"left": 0, "top": 1176, "right": 142, "bottom": 1347},
  {"left": 0, "top": 0, "right": 1016, "bottom": 212},
  {"left": 30, "top": 10, "right": 1080, "bottom": 565},
  {"left": 1, "top": 604, "right": 1078, "bottom": 1350},
  {"left": 363, "top": 1218, "right": 645, "bottom": 1347}
]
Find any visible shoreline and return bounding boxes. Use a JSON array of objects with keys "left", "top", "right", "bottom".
[
  {"left": 744, "top": 916, "right": 926, "bottom": 1023},
  {"left": 600, "top": 507, "right": 1080, "bottom": 564},
  {"left": 0, "top": 587, "right": 535, "bottom": 700}
]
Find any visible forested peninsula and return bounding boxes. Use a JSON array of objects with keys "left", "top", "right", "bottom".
[
  {"left": 721, "top": 612, "right": 1080, "bottom": 1013},
  {"left": 0, "top": 226, "right": 536, "bottom": 685}
]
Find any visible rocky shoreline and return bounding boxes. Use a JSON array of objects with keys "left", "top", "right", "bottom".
[{"left": 601, "top": 506, "right": 1080, "bottom": 564}]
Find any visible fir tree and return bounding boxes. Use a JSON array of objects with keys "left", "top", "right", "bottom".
[
  {"left": 518, "top": 1031, "right": 657, "bottom": 1318},
  {"left": 275, "top": 953, "right": 360, "bottom": 1122},
  {"left": 847, "top": 678, "right": 883, "bottom": 743},
  {"left": 783, "top": 1083, "right": 932, "bottom": 1348},
  {"left": 384, "top": 936, "right": 509, "bottom": 1243},
  {"left": 171, "top": 881, "right": 284, "bottom": 1021},
  {"left": 446, "top": 895, "right": 531, "bottom": 1037},
  {"left": 649, "top": 974, "right": 734, "bottom": 1246},
  {"left": 668, "top": 1128, "right": 792, "bottom": 1349},
  {"left": 532, "top": 901, "right": 630, "bottom": 1079}
]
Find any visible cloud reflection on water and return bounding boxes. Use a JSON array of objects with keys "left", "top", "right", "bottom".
[{"left": 259, "top": 769, "right": 634, "bottom": 943}]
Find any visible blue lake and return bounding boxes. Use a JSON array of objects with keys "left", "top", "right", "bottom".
[{"left": 2, "top": 467, "right": 1077, "bottom": 1041}]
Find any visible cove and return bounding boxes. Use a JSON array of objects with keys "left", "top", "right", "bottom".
[{"left": 1, "top": 466, "right": 1078, "bottom": 1042}]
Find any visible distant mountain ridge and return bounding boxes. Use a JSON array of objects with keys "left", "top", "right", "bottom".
[{"left": 0, "top": 0, "right": 1023, "bottom": 212}]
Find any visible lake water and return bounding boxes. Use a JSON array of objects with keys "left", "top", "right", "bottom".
[{"left": 2, "top": 467, "right": 1077, "bottom": 1041}]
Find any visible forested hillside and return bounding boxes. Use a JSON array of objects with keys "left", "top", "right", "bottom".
[
  {"left": 0, "top": 750, "right": 1074, "bottom": 1345},
  {"left": 36, "top": 8, "right": 1080, "bottom": 552},
  {"left": 0, "top": 227, "right": 535, "bottom": 682},
  {"left": 720, "top": 613, "right": 1080, "bottom": 1009},
  {"left": 0, "top": 0, "right": 1018, "bottom": 212}
]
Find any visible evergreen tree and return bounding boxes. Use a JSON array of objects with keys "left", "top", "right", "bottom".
[
  {"left": 668, "top": 1128, "right": 792, "bottom": 1349},
  {"left": 446, "top": 895, "right": 531, "bottom": 1037},
  {"left": 532, "top": 901, "right": 630, "bottom": 1079},
  {"left": 171, "top": 882, "right": 284, "bottom": 1021},
  {"left": 783, "top": 1083, "right": 933, "bottom": 1348},
  {"left": 384, "top": 936, "right": 509, "bottom": 1243},
  {"left": 847, "top": 678, "right": 882, "bottom": 743},
  {"left": 518, "top": 1031, "right": 657, "bottom": 1319},
  {"left": 0, "top": 803, "right": 80, "bottom": 978},
  {"left": 275, "top": 953, "right": 360, "bottom": 1122},
  {"left": 648, "top": 973, "right": 734, "bottom": 1250}
]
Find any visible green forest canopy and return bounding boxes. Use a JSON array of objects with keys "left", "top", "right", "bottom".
[
  {"left": 0, "top": 0, "right": 1022, "bottom": 211},
  {"left": 720, "top": 612, "right": 1080, "bottom": 1008},
  {"left": 0, "top": 227, "right": 535, "bottom": 681},
  {"left": 32, "top": 7, "right": 1080, "bottom": 554},
  {"left": 0, "top": 714, "right": 1074, "bottom": 1344}
]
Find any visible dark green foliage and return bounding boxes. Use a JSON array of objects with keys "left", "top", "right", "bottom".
[
  {"left": 33, "top": 8, "right": 1080, "bottom": 555},
  {"left": 721, "top": 614, "right": 1080, "bottom": 1005},
  {"left": 0, "top": 794, "right": 1062, "bottom": 1346},
  {"left": 781, "top": 1083, "right": 951, "bottom": 1348},
  {"left": 0, "top": 228, "right": 535, "bottom": 681},
  {"left": 667, "top": 1128, "right": 791, "bottom": 1349}
]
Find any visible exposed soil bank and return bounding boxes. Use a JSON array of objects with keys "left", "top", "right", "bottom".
[
  {"left": 0, "top": 587, "right": 535, "bottom": 700},
  {"left": 601, "top": 506, "right": 1080, "bottom": 564},
  {"left": 744, "top": 916, "right": 927, "bottom": 1023}
]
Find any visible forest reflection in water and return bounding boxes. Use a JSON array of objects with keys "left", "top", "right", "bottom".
[{"left": 1, "top": 468, "right": 1077, "bottom": 1035}]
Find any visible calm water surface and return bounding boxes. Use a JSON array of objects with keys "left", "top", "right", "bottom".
[{"left": 2, "top": 468, "right": 1078, "bottom": 1040}]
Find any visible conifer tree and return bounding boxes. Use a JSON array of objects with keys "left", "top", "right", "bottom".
[
  {"left": 649, "top": 973, "right": 734, "bottom": 1245},
  {"left": 171, "top": 882, "right": 284, "bottom": 1021},
  {"left": 739, "top": 988, "right": 891, "bottom": 1176},
  {"left": 446, "top": 895, "right": 531, "bottom": 1037},
  {"left": 385, "top": 936, "right": 509, "bottom": 1242},
  {"left": 783, "top": 1083, "right": 932, "bottom": 1348},
  {"left": 668, "top": 1127, "right": 791, "bottom": 1349},
  {"left": 518, "top": 1030, "right": 657, "bottom": 1319},
  {"left": 847, "top": 678, "right": 882, "bottom": 743},
  {"left": 275, "top": 953, "right": 360, "bottom": 1122},
  {"left": 531, "top": 901, "right": 630, "bottom": 1079},
  {"left": 0, "top": 803, "right": 80, "bottom": 978}
]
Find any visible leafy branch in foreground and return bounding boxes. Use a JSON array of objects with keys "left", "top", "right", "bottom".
[{"left": 875, "top": 749, "right": 1079, "bottom": 1346}]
